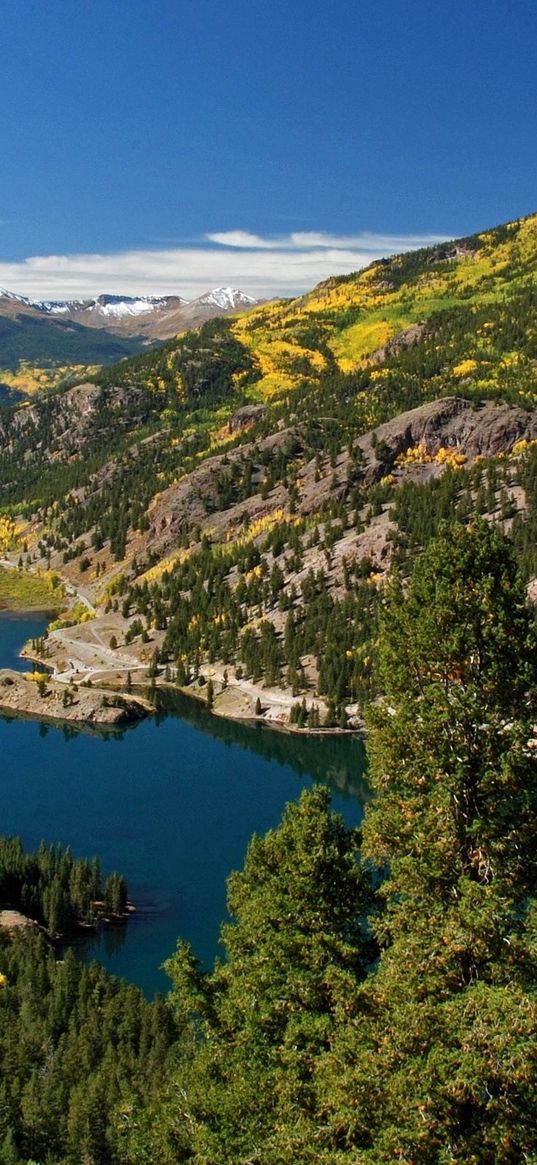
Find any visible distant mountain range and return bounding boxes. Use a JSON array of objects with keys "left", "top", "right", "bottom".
[{"left": 0, "top": 287, "right": 262, "bottom": 356}]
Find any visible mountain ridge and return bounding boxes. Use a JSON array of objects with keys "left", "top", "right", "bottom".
[{"left": 0, "top": 285, "right": 264, "bottom": 342}]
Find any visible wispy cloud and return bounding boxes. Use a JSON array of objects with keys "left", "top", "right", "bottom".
[
  {"left": 207, "top": 229, "right": 448, "bottom": 252},
  {"left": 207, "top": 230, "right": 282, "bottom": 250},
  {"left": 0, "top": 228, "right": 450, "bottom": 300}
]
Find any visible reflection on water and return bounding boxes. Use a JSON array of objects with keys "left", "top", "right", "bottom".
[
  {"left": 1, "top": 681, "right": 369, "bottom": 801},
  {"left": 155, "top": 688, "right": 369, "bottom": 805},
  {"left": 0, "top": 711, "right": 139, "bottom": 743},
  {"left": 63, "top": 919, "right": 129, "bottom": 964}
]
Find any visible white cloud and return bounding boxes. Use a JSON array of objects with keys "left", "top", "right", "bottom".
[
  {"left": 0, "top": 228, "right": 450, "bottom": 300},
  {"left": 208, "top": 229, "right": 448, "bottom": 252},
  {"left": 207, "top": 231, "right": 280, "bottom": 249}
]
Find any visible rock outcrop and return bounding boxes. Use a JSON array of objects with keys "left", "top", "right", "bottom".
[
  {"left": 228, "top": 403, "right": 268, "bottom": 432},
  {"left": 357, "top": 397, "right": 537, "bottom": 483}
]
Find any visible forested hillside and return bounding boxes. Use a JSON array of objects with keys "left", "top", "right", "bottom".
[
  {"left": 0, "top": 929, "right": 176, "bottom": 1164},
  {"left": 2, "top": 213, "right": 537, "bottom": 723},
  {"left": 2, "top": 210, "right": 537, "bottom": 1149},
  {"left": 145, "top": 526, "right": 537, "bottom": 1164}
]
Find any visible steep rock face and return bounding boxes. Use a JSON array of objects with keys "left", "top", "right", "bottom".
[
  {"left": 357, "top": 398, "right": 537, "bottom": 481},
  {"left": 1, "top": 382, "right": 101, "bottom": 442},
  {"left": 0, "top": 382, "right": 151, "bottom": 458},
  {"left": 116, "top": 398, "right": 537, "bottom": 567},
  {"left": 369, "top": 322, "right": 427, "bottom": 364},
  {"left": 30, "top": 393, "right": 537, "bottom": 574},
  {"left": 145, "top": 427, "right": 300, "bottom": 554},
  {"left": 228, "top": 403, "right": 268, "bottom": 432},
  {"left": 13, "top": 390, "right": 537, "bottom": 602}
]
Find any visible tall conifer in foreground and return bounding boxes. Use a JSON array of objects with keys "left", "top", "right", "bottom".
[
  {"left": 159, "top": 788, "right": 373, "bottom": 1165},
  {"left": 323, "top": 523, "right": 537, "bottom": 1162}
]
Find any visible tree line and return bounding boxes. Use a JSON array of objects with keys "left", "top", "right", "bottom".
[{"left": 0, "top": 837, "right": 127, "bottom": 937}]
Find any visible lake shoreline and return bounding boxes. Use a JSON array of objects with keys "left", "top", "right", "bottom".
[
  {"left": 1, "top": 559, "right": 364, "bottom": 736},
  {"left": 22, "top": 626, "right": 365, "bottom": 737},
  {"left": 0, "top": 606, "right": 366, "bottom": 994},
  {"left": 0, "top": 667, "right": 154, "bottom": 727}
]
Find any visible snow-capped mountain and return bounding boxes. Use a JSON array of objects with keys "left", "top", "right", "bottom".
[
  {"left": 153, "top": 288, "right": 262, "bottom": 338},
  {"left": 0, "top": 286, "right": 263, "bottom": 341},
  {"left": 34, "top": 294, "right": 186, "bottom": 320},
  {"left": 193, "top": 287, "right": 257, "bottom": 310},
  {"left": 0, "top": 288, "right": 30, "bottom": 304},
  {"left": 25, "top": 293, "right": 183, "bottom": 327}
]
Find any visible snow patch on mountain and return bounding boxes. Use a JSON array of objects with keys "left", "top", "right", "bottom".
[
  {"left": 88, "top": 296, "right": 172, "bottom": 319},
  {"left": 31, "top": 294, "right": 181, "bottom": 318},
  {"left": 0, "top": 288, "right": 33, "bottom": 306},
  {"left": 36, "top": 300, "right": 86, "bottom": 314},
  {"left": 194, "top": 287, "right": 257, "bottom": 310}
]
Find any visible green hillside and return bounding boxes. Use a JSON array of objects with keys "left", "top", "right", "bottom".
[
  {"left": 0, "top": 312, "right": 155, "bottom": 400},
  {"left": 90, "top": 214, "right": 537, "bottom": 410},
  {"left": 0, "top": 314, "right": 148, "bottom": 369},
  {"left": 2, "top": 210, "right": 537, "bottom": 725},
  {"left": 230, "top": 212, "right": 537, "bottom": 394}
]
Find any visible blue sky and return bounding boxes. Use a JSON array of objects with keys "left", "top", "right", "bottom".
[{"left": 1, "top": 0, "right": 536, "bottom": 299}]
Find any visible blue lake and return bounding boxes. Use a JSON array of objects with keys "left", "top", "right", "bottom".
[{"left": 0, "top": 611, "right": 368, "bottom": 997}]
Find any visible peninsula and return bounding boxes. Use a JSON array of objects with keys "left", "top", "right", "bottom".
[{"left": 0, "top": 668, "right": 152, "bottom": 726}]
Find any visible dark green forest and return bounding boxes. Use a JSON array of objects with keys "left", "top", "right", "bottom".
[
  {"left": 0, "top": 837, "right": 127, "bottom": 936},
  {"left": 0, "top": 934, "right": 176, "bottom": 1165},
  {"left": 0, "top": 315, "right": 145, "bottom": 371}
]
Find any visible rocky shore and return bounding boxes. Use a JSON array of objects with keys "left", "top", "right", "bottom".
[
  {"left": 0, "top": 554, "right": 360, "bottom": 734},
  {"left": 0, "top": 668, "right": 153, "bottom": 726}
]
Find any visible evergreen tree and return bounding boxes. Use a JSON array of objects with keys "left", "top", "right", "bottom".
[
  {"left": 104, "top": 872, "right": 127, "bottom": 916},
  {"left": 323, "top": 522, "right": 537, "bottom": 1162},
  {"left": 162, "top": 788, "right": 373, "bottom": 1164}
]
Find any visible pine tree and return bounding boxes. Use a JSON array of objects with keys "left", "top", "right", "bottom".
[
  {"left": 104, "top": 871, "right": 127, "bottom": 915},
  {"left": 163, "top": 788, "right": 373, "bottom": 1164},
  {"left": 323, "top": 522, "right": 537, "bottom": 1162}
]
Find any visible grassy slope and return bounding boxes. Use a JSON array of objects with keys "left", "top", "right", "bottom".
[{"left": 0, "top": 566, "right": 64, "bottom": 611}]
